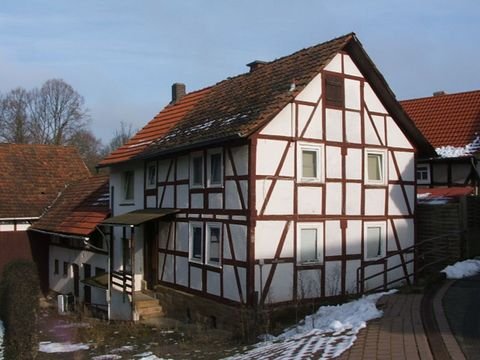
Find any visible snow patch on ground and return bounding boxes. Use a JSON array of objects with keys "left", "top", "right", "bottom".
[
  {"left": 225, "top": 290, "right": 396, "bottom": 359},
  {"left": 39, "top": 341, "right": 89, "bottom": 353},
  {"left": 441, "top": 259, "right": 480, "bottom": 279},
  {"left": 91, "top": 355, "right": 122, "bottom": 360},
  {"left": 133, "top": 352, "right": 171, "bottom": 359}
]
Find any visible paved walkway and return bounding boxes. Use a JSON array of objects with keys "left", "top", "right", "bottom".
[{"left": 337, "top": 293, "right": 434, "bottom": 360}]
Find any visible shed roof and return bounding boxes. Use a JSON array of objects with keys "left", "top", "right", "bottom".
[
  {"left": 30, "top": 175, "right": 109, "bottom": 236},
  {"left": 0, "top": 144, "right": 91, "bottom": 219}
]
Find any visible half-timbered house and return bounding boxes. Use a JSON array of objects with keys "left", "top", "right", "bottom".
[
  {"left": 401, "top": 90, "right": 480, "bottom": 193},
  {"left": 98, "top": 33, "right": 434, "bottom": 325},
  {"left": 29, "top": 175, "right": 110, "bottom": 317}
]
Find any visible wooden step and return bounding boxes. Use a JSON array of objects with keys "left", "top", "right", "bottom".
[{"left": 136, "top": 299, "right": 160, "bottom": 309}]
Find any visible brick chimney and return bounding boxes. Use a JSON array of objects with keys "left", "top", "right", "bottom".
[
  {"left": 247, "top": 60, "right": 267, "bottom": 73},
  {"left": 433, "top": 90, "right": 446, "bottom": 97},
  {"left": 171, "top": 83, "right": 186, "bottom": 103}
]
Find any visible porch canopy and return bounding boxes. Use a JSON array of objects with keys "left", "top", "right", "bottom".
[{"left": 100, "top": 209, "right": 179, "bottom": 226}]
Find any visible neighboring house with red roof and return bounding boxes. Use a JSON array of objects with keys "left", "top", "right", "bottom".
[
  {"left": 0, "top": 144, "right": 91, "bottom": 286},
  {"left": 29, "top": 175, "right": 110, "bottom": 317},
  {"left": 401, "top": 90, "right": 480, "bottom": 192},
  {"left": 98, "top": 33, "right": 434, "bottom": 325}
]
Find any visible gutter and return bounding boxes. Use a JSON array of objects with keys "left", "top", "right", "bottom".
[
  {"left": 28, "top": 228, "right": 89, "bottom": 242},
  {"left": 0, "top": 217, "right": 40, "bottom": 221}
]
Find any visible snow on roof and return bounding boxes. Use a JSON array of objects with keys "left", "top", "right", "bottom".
[
  {"left": 441, "top": 259, "right": 480, "bottom": 279},
  {"left": 225, "top": 290, "right": 396, "bottom": 359},
  {"left": 435, "top": 135, "right": 480, "bottom": 158}
]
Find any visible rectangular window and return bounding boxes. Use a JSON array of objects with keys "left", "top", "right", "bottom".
[
  {"left": 147, "top": 163, "right": 156, "bottom": 188},
  {"left": 325, "top": 75, "right": 344, "bottom": 108},
  {"left": 298, "top": 144, "right": 323, "bottom": 182},
  {"left": 189, "top": 223, "right": 203, "bottom": 262},
  {"left": 417, "top": 164, "right": 430, "bottom": 184},
  {"left": 208, "top": 149, "right": 223, "bottom": 187},
  {"left": 364, "top": 222, "right": 386, "bottom": 260},
  {"left": 83, "top": 263, "right": 91, "bottom": 279},
  {"left": 54, "top": 259, "right": 59, "bottom": 275},
  {"left": 365, "top": 149, "right": 386, "bottom": 185},
  {"left": 206, "top": 223, "right": 222, "bottom": 266},
  {"left": 63, "top": 262, "right": 69, "bottom": 277},
  {"left": 297, "top": 223, "right": 323, "bottom": 264},
  {"left": 191, "top": 153, "right": 204, "bottom": 187},
  {"left": 123, "top": 170, "right": 134, "bottom": 201}
]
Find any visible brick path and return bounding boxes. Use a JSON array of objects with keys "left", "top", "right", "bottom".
[{"left": 337, "top": 294, "right": 433, "bottom": 360}]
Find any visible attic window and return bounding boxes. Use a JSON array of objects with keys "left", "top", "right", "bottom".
[{"left": 325, "top": 75, "right": 344, "bottom": 108}]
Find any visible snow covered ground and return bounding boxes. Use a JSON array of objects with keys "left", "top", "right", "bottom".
[
  {"left": 441, "top": 259, "right": 480, "bottom": 279},
  {"left": 225, "top": 290, "right": 396, "bottom": 360}
]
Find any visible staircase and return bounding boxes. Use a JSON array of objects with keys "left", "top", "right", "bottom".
[{"left": 134, "top": 292, "right": 164, "bottom": 321}]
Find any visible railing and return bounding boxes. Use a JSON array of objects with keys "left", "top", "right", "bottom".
[
  {"left": 356, "top": 231, "right": 464, "bottom": 294},
  {"left": 111, "top": 270, "right": 133, "bottom": 295}
]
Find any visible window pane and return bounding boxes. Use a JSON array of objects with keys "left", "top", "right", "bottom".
[
  {"left": 210, "top": 153, "right": 222, "bottom": 185},
  {"left": 367, "top": 154, "right": 382, "bottom": 181},
  {"left": 193, "top": 227, "right": 202, "bottom": 259},
  {"left": 366, "top": 227, "right": 382, "bottom": 258},
  {"left": 192, "top": 156, "right": 203, "bottom": 185},
  {"left": 148, "top": 166, "right": 156, "bottom": 185},
  {"left": 124, "top": 171, "right": 134, "bottom": 200},
  {"left": 302, "top": 150, "right": 317, "bottom": 178},
  {"left": 209, "top": 227, "right": 220, "bottom": 263},
  {"left": 300, "top": 228, "right": 317, "bottom": 263}
]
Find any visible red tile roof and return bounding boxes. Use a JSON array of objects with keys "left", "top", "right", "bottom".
[
  {"left": 98, "top": 87, "right": 211, "bottom": 167},
  {"left": 0, "top": 144, "right": 91, "bottom": 219},
  {"left": 401, "top": 90, "right": 480, "bottom": 148},
  {"left": 31, "top": 175, "right": 110, "bottom": 236},
  {"left": 418, "top": 186, "right": 474, "bottom": 198}
]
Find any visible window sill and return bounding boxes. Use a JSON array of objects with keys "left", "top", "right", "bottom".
[
  {"left": 119, "top": 202, "right": 135, "bottom": 206},
  {"left": 189, "top": 258, "right": 203, "bottom": 265},
  {"left": 297, "top": 260, "right": 323, "bottom": 266}
]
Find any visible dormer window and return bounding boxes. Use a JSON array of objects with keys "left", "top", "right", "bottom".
[
  {"left": 325, "top": 75, "right": 344, "bottom": 108},
  {"left": 417, "top": 164, "right": 430, "bottom": 184}
]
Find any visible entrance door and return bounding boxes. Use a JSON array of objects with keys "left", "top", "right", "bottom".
[
  {"left": 144, "top": 221, "right": 158, "bottom": 290},
  {"left": 72, "top": 264, "right": 80, "bottom": 297}
]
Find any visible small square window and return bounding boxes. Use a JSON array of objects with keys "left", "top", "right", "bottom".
[
  {"left": 191, "top": 154, "right": 204, "bottom": 187},
  {"left": 365, "top": 150, "right": 386, "bottom": 185},
  {"left": 325, "top": 75, "right": 344, "bottom": 108},
  {"left": 208, "top": 150, "right": 223, "bottom": 187},
  {"left": 364, "top": 223, "right": 386, "bottom": 260},
  {"left": 63, "top": 262, "right": 69, "bottom": 277},
  {"left": 298, "top": 144, "right": 323, "bottom": 182},
  {"left": 54, "top": 259, "right": 59, "bottom": 275},
  {"left": 189, "top": 223, "right": 203, "bottom": 263},
  {"left": 206, "top": 224, "right": 222, "bottom": 266},
  {"left": 417, "top": 164, "right": 430, "bottom": 184},
  {"left": 123, "top": 170, "right": 134, "bottom": 201},
  {"left": 297, "top": 223, "right": 323, "bottom": 265}
]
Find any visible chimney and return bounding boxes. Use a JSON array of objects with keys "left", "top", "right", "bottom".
[
  {"left": 171, "top": 83, "right": 186, "bottom": 103},
  {"left": 247, "top": 60, "right": 267, "bottom": 73},
  {"left": 433, "top": 90, "right": 446, "bottom": 97}
]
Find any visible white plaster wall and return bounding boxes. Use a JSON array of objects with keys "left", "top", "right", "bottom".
[
  {"left": 225, "top": 145, "right": 249, "bottom": 176},
  {"left": 343, "top": 54, "right": 363, "bottom": 77},
  {"left": 191, "top": 193, "right": 203, "bottom": 209},
  {"left": 325, "top": 182, "right": 342, "bottom": 215},
  {"left": 325, "top": 109, "right": 343, "bottom": 142},
  {"left": 267, "top": 263, "right": 293, "bottom": 303},
  {"left": 346, "top": 259, "right": 361, "bottom": 294},
  {"left": 325, "top": 261, "right": 342, "bottom": 296},
  {"left": 388, "top": 185, "right": 411, "bottom": 216},
  {"left": 364, "top": 112, "right": 382, "bottom": 145},
  {"left": 345, "top": 79, "right": 361, "bottom": 110},
  {"left": 146, "top": 196, "right": 156, "bottom": 208},
  {"left": 295, "top": 73, "right": 322, "bottom": 103},
  {"left": 345, "top": 183, "right": 361, "bottom": 215},
  {"left": 175, "top": 222, "right": 189, "bottom": 252},
  {"left": 225, "top": 181, "right": 243, "bottom": 210},
  {"left": 133, "top": 226, "right": 144, "bottom": 291},
  {"left": 345, "top": 148, "right": 362, "bottom": 180},
  {"left": 228, "top": 224, "right": 247, "bottom": 261},
  {"left": 326, "top": 146, "right": 342, "bottom": 179},
  {"left": 346, "top": 220, "right": 362, "bottom": 254},
  {"left": 256, "top": 139, "right": 292, "bottom": 176},
  {"left": 298, "top": 186, "right": 323, "bottom": 214},
  {"left": 324, "top": 53, "right": 342, "bottom": 73},
  {"left": 259, "top": 180, "right": 294, "bottom": 215},
  {"left": 207, "top": 271, "right": 221, "bottom": 296},
  {"left": 255, "top": 221, "right": 293, "bottom": 260},
  {"left": 0, "top": 223, "right": 15, "bottom": 231},
  {"left": 325, "top": 221, "right": 341, "bottom": 257},
  {"left": 365, "top": 189, "right": 386, "bottom": 215},
  {"left": 110, "top": 163, "right": 144, "bottom": 216},
  {"left": 298, "top": 104, "right": 315, "bottom": 137},
  {"left": 297, "top": 269, "right": 322, "bottom": 299},
  {"left": 208, "top": 193, "right": 222, "bottom": 209},
  {"left": 223, "top": 265, "right": 246, "bottom": 303},
  {"left": 386, "top": 117, "right": 412, "bottom": 149},
  {"left": 175, "top": 256, "right": 188, "bottom": 287},
  {"left": 259, "top": 104, "right": 293, "bottom": 137},
  {"left": 176, "top": 156, "right": 189, "bottom": 180},
  {"left": 190, "top": 266, "right": 202, "bottom": 291},
  {"left": 176, "top": 185, "right": 189, "bottom": 208},
  {"left": 372, "top": 115, "right": 386, "bottom": 145},
  {"left": 345, "top": 111, "right": 361, "bottom": 144},
  {"left": 110, "top": 289, "right": 132, "bottom": 320},
  {"left": 390, "top": 151, "right": 415, "bottom": 182},
  {"left": 364, "top": 264, "right": 384, "bottom": 291},
  {"left": 363, "top": 83, "right": 387, "bottom": 113},
  {"left": 303, "top": 103, "right": 323, "bottom": 140}
]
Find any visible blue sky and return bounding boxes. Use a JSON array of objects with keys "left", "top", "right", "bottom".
[{"left": 1, "top": 0, "right": 479, "bottom": 143}]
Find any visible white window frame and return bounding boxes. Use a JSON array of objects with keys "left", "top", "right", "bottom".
[
  {"left": 297, "top": 143, "right": 324, "bottom": 183},
  {"left": 190, "top": 152, "right": 204, "bottom": 188},
  {"left": 146, "top": 162, "right": 157, "bottom": 189},
  {"left": 207, "top": 148, "right": 223, "bottom": 188},
  {"left": 363, "top": 222, "right": 386, "bottom": 261},
  {"left": 297, "top": 223, "right": 324, "bottom": 265},
  {"left": 189, "top": 222, "right": 203, "bottom": 263},
  {"left": 122, "top": 170, "right": 135, "bottom": 201},
  {"left": 416, "top": 164, "right": 430, "bottom": 184},
  {"left": 365, "top": 149, "right": 387, "bottom": 185},
  {"left": 206, "top": 223, "right": 222, "bottom": 267}
]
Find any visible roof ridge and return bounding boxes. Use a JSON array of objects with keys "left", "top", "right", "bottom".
[{"left": 400, "top": 89, "right": 480, "bottom": 103}]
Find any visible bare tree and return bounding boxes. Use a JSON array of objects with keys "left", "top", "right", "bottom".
[
  {"left": 0, "top": 88, "right": 30, "bottom": 143},
  {"left": 28, "top": 79, "right": 89, "bottom": 145},
  {"left": 103, "top": 121, "right": 136, "bottom": 155},
  {"left": 67, "top": 129, "right": 104, "bottom": 172}
]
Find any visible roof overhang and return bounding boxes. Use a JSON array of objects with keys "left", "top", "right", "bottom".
[
  {"left": 82, "top": 273, "right": 108, "bottom": 289},
  {"left": 100, "top": 209, "right": 179, "bottom": 226}
]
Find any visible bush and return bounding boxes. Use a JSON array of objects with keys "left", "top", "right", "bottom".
[{"left": 0, "top": 260, "right": 41, "bottom": 359}]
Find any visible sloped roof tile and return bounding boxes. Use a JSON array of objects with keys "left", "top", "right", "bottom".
[
  {"left": 0, "top": 144, "right": 91, "bottom": 219},
  {"left": 31, "top": 175, "right": 109, "bottom": 236},
  {"left": 401, "top": 90, "right": 480, "bottom": 148}
]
